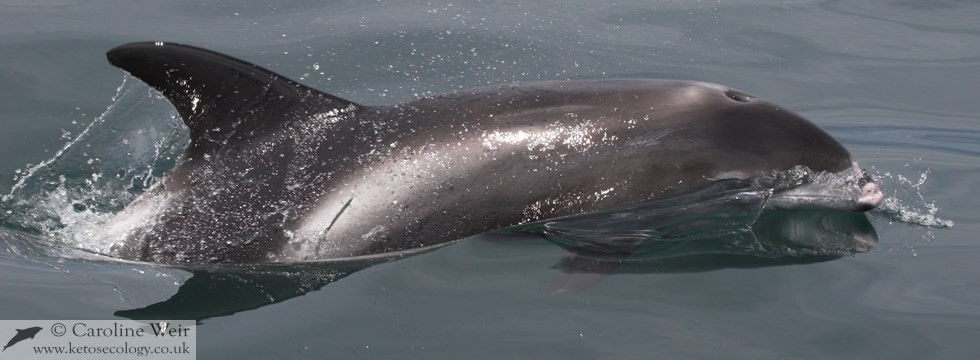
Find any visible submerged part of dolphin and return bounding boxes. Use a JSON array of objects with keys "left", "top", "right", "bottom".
[
  {"left": 102, "top": 42, "right": 883, "bottom": 264},
  {"left": 113, "top": 207, "right": 876, "bottom": 321}
]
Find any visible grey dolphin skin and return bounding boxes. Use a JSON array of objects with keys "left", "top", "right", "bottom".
[
  {"left": 103, "top": 42, "right": 883, "bottom": 264},
  {"left": 3, "top": 326, "right": 42, "bottom": 351}
]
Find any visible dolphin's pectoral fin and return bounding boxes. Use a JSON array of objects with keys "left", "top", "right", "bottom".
[{"left": 106, "top": 42, "right": 360, "bottom": 155}]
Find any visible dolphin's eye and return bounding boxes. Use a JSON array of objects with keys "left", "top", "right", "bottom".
[{"left": 724, "top": 89, "right": 752, "bottom": 103}]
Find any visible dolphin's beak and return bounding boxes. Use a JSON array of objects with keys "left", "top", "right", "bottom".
[{"left": 766, "top": 162, "right": 884, "bottom": 212}]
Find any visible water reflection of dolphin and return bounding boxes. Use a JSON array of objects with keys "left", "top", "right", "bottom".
[
  {"left": 116, "top": 208, "right": 875, "bottom": 321},
  {"left": 3, "top": 326, "right": 42, "bottom": 351},
  {"left": 114, "top": 245, "right": 447, "bottom": 321},
  {"left": 102, "top": 42, "right": 882, "bottom": 264}
]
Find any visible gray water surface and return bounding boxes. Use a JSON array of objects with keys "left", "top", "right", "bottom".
[{"left": 1, "top": 1, "right": 977, "bottom": 359}]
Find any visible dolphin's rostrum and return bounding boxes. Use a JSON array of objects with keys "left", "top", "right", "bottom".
[{"left": 102, "top": 42, "right": 883, "bottom": 264}]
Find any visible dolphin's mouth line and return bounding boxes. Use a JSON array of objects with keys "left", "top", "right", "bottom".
[{"left": 762, "top": 162, "right": 884, "bottom": 212}]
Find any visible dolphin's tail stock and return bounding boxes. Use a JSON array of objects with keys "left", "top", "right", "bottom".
[{"left": 106, "top": 42, "right": 361, "bottom": 157}]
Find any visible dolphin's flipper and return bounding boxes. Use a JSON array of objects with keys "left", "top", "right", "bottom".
[{"left": 106, "top": 42, "right": 359, "bottom": 155}]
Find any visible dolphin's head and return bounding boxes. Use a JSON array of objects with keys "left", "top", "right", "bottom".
[{"left": 648, "top": 81, "right": 884, "bottom": 212}]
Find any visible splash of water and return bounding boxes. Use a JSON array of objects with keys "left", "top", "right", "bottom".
[
  {"left": 870, "top": 167, "right": 953, "bottom": 229},
  {"left": 859, "top": 163, "right": 952, "bottom": 257},
  {"left": 0, "top": 76, "right": 188, "bottom": 255},
  {"left": 4, "top": 77, "right": 129, "bottom": 201}
]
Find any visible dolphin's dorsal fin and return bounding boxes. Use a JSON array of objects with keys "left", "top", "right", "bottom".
[{"left": 106, "top": 41, "right": 358, "bottom": 155}]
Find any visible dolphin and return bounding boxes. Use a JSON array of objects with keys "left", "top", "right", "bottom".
[
  {"left": 3, "top": 326, "right": 42, "bottom": 351},
  {"left": 102, "top": 41, "right": 883, "bottom": 264}
]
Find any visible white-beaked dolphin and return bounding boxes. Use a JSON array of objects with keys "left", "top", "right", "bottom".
[{"left": 104, "top": 42, "right": 882, "bottom": 264}]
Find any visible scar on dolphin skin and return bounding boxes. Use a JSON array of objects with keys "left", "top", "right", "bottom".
[{"left": 313, "top": 197, "right": 354, "bottom": 256}]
